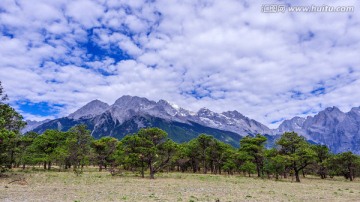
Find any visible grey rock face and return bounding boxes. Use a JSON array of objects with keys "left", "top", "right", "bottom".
[
  {"left": 277, "top": 106, "right": 360, "bottom": 154},
  {"left": 68, "top": 99, "right": 110, "bottom": 120},
  {"left": 277, "top": 116, "right": 306, "bottom": 133}
]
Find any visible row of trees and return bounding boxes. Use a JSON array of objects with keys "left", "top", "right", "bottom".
[
  {"left": 2, "top": 124, "right": 360, "bottom": 182},
  {"left": 1, "top": 81, "right": 360, "bottom": 181}
]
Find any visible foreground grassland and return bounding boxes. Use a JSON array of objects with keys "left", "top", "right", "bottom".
[{"left": 1, "top": 169, "right": 360, "bottom": 202}]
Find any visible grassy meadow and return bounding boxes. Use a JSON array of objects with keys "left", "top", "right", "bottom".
[{"left": 1, "top": 168, "right": 360, "bottom": 202}]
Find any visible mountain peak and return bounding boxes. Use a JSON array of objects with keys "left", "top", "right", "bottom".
[
  {"left": 113, "top": 95, "right": 154, "bottom": 107},
  {"left": 350, "top": 107, "right": 360, "bottom": 113},
  {"left": 347, "top": 107, "right": 360, "bottom": 118},
  {"left": 277, "top": 116, "right": 306, "bottom": 133},
  {"left": 157, "top": 99, "right": 170, "bottom": 106},
  {"left": 197, "top": 107, "right": 214, "bottom": 116},
  {"left": 89, "top": 99, "right": 107, "bottom": 105},
  {"left": 222, "top": 110, "right": 246, "bottom": 119},
  {"left": 68, "top": 99, "right": 109, "bottom": 120},
  {"left": 325, "top": 106, "right": 341, "bottom": 112},
  {"left": 198, "top": 107, "right": 210, "bottom": 112},
  {"left": 320, "top": 106, "right": 345, "bottom": 118}
]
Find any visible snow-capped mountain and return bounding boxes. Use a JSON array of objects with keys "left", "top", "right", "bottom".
[
  {"left": 28, "top": 95, "right": 271, "bottom": 147},
  {"left": 189, "top": 108, "right": 272, "bottom": 136},
  {"left": 26, "top": 95, "right": 360, "bottom": 153},
  {"left": 108, "top": 96, "right": 189, "bottom": 124},
  {"left": 107, "top": 96, "right": 271, "bottom": 136}
]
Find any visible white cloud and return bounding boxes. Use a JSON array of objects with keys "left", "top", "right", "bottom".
[
  {"left": 1, "top": 0, "right": 360, "bottom": 128},
  {"left": 66, "top": 0, "right": 104, "bottom": 28}
]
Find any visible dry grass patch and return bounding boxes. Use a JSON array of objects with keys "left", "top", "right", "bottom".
[{"left": 1, "top": 170, "right": 360, "bottom": 201}]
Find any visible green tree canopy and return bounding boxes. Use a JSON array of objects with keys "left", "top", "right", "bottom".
[
  {"left": 240, "top": 134, "right": 267, "bottom": 177},
  {"left": 66, "top": 125, "right": 93, "bottom": 171},
  {"left": 30, "top": 129, "right": 67, "bottom": 170},
  {"left": 92, "top": 136, "right": 119, "bottom": 171},
  {"left": 122, "top": 127, "right": 177, "bottom": 179},
  {"left": 0, "top": 82, "right": 26, "bottom": 170},
  {"left": 276, "top": 132, "right": 316, "bottom": 182}
]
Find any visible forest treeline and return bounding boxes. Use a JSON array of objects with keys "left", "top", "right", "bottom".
[{"left": 1, "top": 82, "right": 360, "bottom": 182}]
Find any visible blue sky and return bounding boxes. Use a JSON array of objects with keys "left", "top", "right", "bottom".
[{"left": 0, "top": 0, "right": 359, "bottom": 128}]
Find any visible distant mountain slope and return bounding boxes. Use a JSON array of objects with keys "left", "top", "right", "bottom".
[
  {"left": 32, "top": 114, "right": 242, "bottom": 147},
  {"left": 277, "top": 107, "right": 360, "bottom": 154},
  {"left": 22, "top": 119, "right": 50, "bottom": 134}
]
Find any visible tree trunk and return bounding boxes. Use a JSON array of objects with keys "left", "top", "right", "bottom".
[
  {"left": 149, "top": 162, "right": 155, "bottom": 179},
  {"left": 203, "top": 159, "right": 207, "bottom": 174},
  {"left": 256, "top": 165, "right": 261, "bottom": 177},
  {"left": 348, "top": 171, "right": 353, "bottom": 181},
  {"left": 210, "top": 161, "right": 214, "bottom": 173},
  {"left": 22, "top": 163, "right": 26, "bottom": 170},
  {"left": 348, "top": 165, "right": 354, "bottom": 181},
  {"left": 192, "top": 163, "right": 196, "bottom": 173},
  {"left": 141, "top": 162, "right": 145, "bottom": 178},
  {"left": 295, "top": 170, "right": 301, "bottom": 182},
  {"left": 47, "top": 161, "right": 51, "bottom": 170},
  {"left": 43, "top": 161, "right": 47, "bottom": 170},
  {"left": 150, "top": 172, "right": 155, "bottom": 179},
  {"left": 10, "top": 150, "right": 15, "bottom": 168}
]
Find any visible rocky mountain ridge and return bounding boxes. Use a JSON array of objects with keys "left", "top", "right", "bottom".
[
  {"left": 24, "top": 96, "right": 360, "bottom": 153},
  {"left": 277, "top": 106, "right": 360, "bottom": 154}
]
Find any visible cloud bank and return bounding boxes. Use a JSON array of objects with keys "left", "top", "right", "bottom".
[{"left": 0, "top": 0, "right": 359, "bottom": 128}]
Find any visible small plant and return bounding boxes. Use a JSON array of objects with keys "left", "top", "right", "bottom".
[{"left": 189, "top": 195, "right": 198, "bottom": 201}]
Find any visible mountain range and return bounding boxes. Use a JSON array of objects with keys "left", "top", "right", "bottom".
[{"left": 24, "top": 95, "right": 360, "bottom": 154}]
